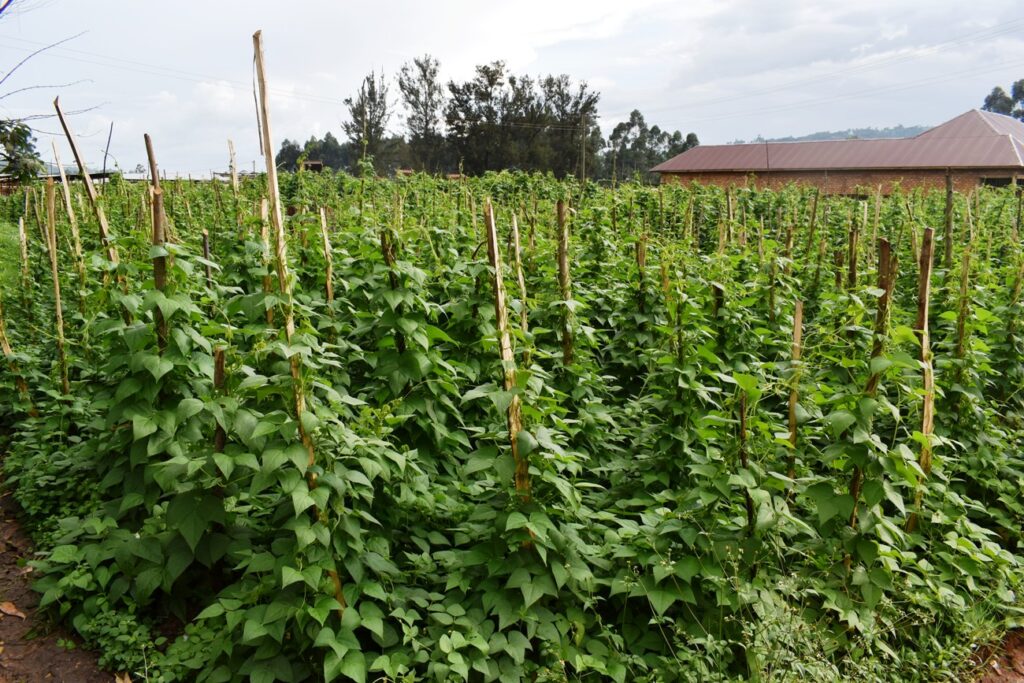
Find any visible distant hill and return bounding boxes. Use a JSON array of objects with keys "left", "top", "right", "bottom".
[{"left": 730, "top": 124, "right": 930, "bottom": 144}]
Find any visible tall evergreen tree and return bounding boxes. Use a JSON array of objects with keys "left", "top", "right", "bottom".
[
  {"left": 398, "top": 55, "right": 446, "bottom": 171},
  {"left": 343, "top": 71, "right": 393, "bottom": 171}
]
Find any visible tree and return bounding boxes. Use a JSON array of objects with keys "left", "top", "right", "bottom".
[
  {"left": 303, "top": 132, "right": 353, "bottom": 170},
  {"left": 445, "top": 63, "right": 603, "bottom": 177},
  {"left": 982, "top": 80, "right": 1024, "bottom": 120},
  {"left": 540, "top": 74, "right": 601, "bottom": 179},
  {"left": 445, "top": 61, "right": 506, "bottom": 174},
  {"left": 343, "top": 71, "right": 393, "bottom": 172},
  {"left": 607, "top": 110, "right": 697, "bottom": 183},
  {"left": 0, "top": 120, "right": 41, "bottom": 182},
  {"left": 275, "top": 138, "right": 303, "bottom": 172},
  {"left": 398, "top": 55, "right": 446, "bottom": 171}
]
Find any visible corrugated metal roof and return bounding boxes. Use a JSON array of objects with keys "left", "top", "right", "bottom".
[{"left": 652, "top": 110, "right": 1024, "bottom": 173}]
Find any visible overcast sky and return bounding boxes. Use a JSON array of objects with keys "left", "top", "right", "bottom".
[{"left": 0, "top": 0, "right": 1022, "bottom": 174}]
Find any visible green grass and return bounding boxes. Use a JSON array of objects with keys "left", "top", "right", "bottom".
[{"left": 0, "top": 219, "right": 19, "bottom": 293}]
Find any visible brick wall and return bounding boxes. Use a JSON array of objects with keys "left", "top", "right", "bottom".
[{"left": 659, "top": 168, "right": 1019, "bottom": 194}]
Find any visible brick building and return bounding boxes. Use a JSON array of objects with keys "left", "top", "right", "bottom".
[{"left": 652, "top": 110, "right": 1024, "bottom": 194}]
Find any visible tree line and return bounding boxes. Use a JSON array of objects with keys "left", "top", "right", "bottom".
[{"left": 275, "top": 55, "right": 698, "bottom": 182}]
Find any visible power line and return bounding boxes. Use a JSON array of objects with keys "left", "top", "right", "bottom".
[{"left": 0, "top": 35, "right": 347, "bottom": 106}]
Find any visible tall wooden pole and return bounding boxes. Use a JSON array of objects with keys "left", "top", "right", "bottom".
[
  {"left": 786, "top": 301, "right": 804, "bottom": 480},
  {"left": 319, "top": 207, "right": 334, "bottom": 305},
  {"left": 253, "top": 29, "right": 344, "bottom": 616},
  {"left": 52, "top": 142, "right": 85, "bottom": 292},
  {"left": 943, "top": 172, "right": 954, "bottom": 269},
  {"left": 485, "top": 201, "right": 530, "bottom": 503},
  {"left": 510, "top": 213, "right": 529, "bottom": 364},
  {"left": 54, "top": 97, "right": 119, "bottom": 268},
  {"left": 907, "top": 228, "right": 936, "bottom": 533},
  {"left": 45, "top": 179, "right": 69, "bottom": 395},
  {"left": 0, "top": 291, "right": 32, "bottom": 409},
  {"left": 557, "top": 200, "right": 573, "bottom": 366}
]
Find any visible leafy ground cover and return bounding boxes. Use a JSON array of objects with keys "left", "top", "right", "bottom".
[{"left": 0, "top": 170, "right": 1022, "bottom": 682}]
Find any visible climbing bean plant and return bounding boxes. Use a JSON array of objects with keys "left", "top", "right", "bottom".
[{"left": 0, "top": 168, "right": 1022, "bottom": 682}]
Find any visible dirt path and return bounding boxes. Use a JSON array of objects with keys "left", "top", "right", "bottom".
[
  {"left": 977, "top": 630, "right": 1024, "bottom": 682},
  {"left": 0, "top": 480, "right": 108, "bottom": 683}
]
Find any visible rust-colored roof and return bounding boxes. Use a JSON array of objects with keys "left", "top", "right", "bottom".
[{"left": 652, "top": 110, "right": 1024, "bottom": 173}]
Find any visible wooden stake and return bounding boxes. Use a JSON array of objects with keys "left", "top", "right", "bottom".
[
  {"left": 202, "top": 228, "right": 213, "bottom": 290},
  {"left": 786, "top": 301, "right": 804, "bottom": 480},
  {"left": 485, "top": 201, "right": 530, "bottom": 503},
  {"left": 54, "top": 98, "right": 119, "bottom": 268},
  {"left": 52, "top": 142, "right": 85, "bottom": 293},
  {"left": 557, "top": 200, "right": 573, "bottom": 366},
  {"left": 847, "top": 207, "right": 860, "bottom": 290},
  {"left": 907, "top": 228, "right": 936, "bottom": 533},
  {"left": 943, "top": 172, "right": 954, "bottom": 269},
  {"left": 803, "top": 189, "right": 820, "bottom": 256},
  {"left": 17, "top": 217, "right": 29, "bottom": 297},
  {"left": 253, "top": 29, "right": 344, "bottom": 617},
  {"left": 738, "top": 391, "right": 755, "bottom": 535},
  {"left": 379, "top": 212, "right": 406, "bottom": 355},
  {"left": 851, "top": 239, "right": 898, "bottom": 528},
  {"left": 319, "top": 207, "right": 334, "bottom": 305},
  {"left": 259, "top": 199, "right": 274, "bottom": 326},
  {"left": 228, "top": 139, "right": 239, "bottom": 194},
  {"left": 509, "top": 213, "right": 529, "bottom": 364},
  {"left": 0, "top": 292, "right": 33, "bottom": 411},
  {"left": 45, "top": 179, "right": 69, "bottom": 395},
  {"left": 213, "top": 347, "right": 227, "bottom": 453},
  {"left": 152, "top": 188, "right": 168, "bottom": 352},
  {"left": 954, "top": 248, "right": 972, "bottom": 361}
]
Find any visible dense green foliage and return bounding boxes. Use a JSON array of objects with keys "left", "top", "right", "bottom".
[{"left": 1, "top": 171, "right": 1023, "bottom": 682}]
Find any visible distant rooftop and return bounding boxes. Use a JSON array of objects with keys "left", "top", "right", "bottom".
[{"left": 652, "top": 110, "right": 1024, "bottom": 173}]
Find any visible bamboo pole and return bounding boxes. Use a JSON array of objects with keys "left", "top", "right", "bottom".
[
  {"left": 557, "top": 199, "right": 573, "bottom": 366},
  {"left": 786, "top": 301, "right": 804, "bottom": 480},
  {"left": 907, "top": 228, "right": 936, "bottom": 533},
  {"left": 485, "top": 201, "right": 530, "bottom": 504},
  {"left": 45, "top": 179, "right": 69, "bottom": 395},
  {"left": 253, "top": 29, "right": 345, "bottom": 617}
]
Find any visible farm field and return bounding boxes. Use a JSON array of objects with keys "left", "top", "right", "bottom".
[{"left": 1, "top": 165, "right": 1023, "bottom": 682}]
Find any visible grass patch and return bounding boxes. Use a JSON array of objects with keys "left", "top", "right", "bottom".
[{"left": 0, "top": 220, "right": 19, "bottom": 293}]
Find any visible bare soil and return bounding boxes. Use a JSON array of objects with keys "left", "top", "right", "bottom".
[
  {"left": 0, "top": 479, "right": 108, "bottom": 683},
  {"left": 976, "top": 630, "right": 1024, "bottom": 682}
]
